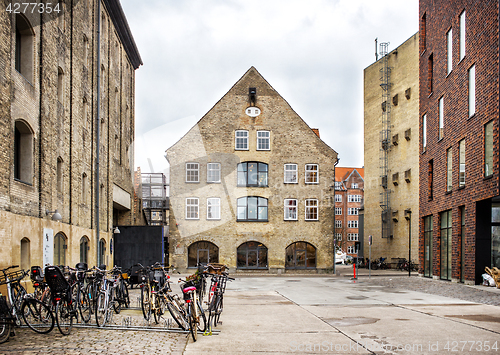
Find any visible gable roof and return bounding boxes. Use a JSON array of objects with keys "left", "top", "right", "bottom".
[{"left": 335, "top": 167, "right": 364, "bottom": 182}]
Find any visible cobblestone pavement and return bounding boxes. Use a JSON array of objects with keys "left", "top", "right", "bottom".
[
  {"left": 1, "top": 288, "right": 189, "bottom": 355},
  {"left": 360, "top": 274, "right": 500, "bottom": 306}
]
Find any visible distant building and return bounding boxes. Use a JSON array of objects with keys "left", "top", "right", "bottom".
[
  {"left": 0, "top": 0, "right": 142, "bottom": 271},
  {"left": 364, "top": 34, "right": 420, "bottom": 267},
  {"left": 166, "top": 67, "right": 338, "bottom": 273},
  {"left": 419, "top": 0, "right": 499, "bottom": 284},
  {"left": 334, "top": 167, "right": 364, "bottom": 257}
]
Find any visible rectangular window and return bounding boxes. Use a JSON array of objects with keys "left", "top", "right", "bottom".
[
  {"left": 235, "top": 130, "right": 249, "bottom": 150},
  {"left": 305, "top": 199, "right": 318, "bottom": 221},
  {"left": 238, "top": 162, "right": 268, "bottom": 187},
  {"left": 440, "top": 210, "right": 452, "bottom": 280},
  {"left": 237, "top": 197, "right": 268, "bottom": 222},
  {"left": 447, "top": 29, "right": 453, "bottom": 74},
  {"left": 420, "top": 13, "right": 426, "bottom": 53},
  {"left": 335, "top": 233, "right": 342, "bottom": 241},
  {"left": 459, "top": 139, "right": 465, "bottom": 187},
  {"left": 284, "top": 199, "right": 298, "bottom": 221},
  {"left": 422, "top": 114, "right": 427, "bottom": 151},
  {"left": 460, "top": 11, "right": 466, "bottom": 60},
  {"left": 334, "top": 181, "right": 342, "bottom": 190},
  {"left": 335, "top": 220, "right": 342, "bottom": 228},
  {"left": 186, "top": 163, "right": 199, "bottom": 183},
  {"left": 468, "top": 65, "right": 475, "bottom": 117},
  {"left": 424, "top": 215, "right": 433, "bottom": 277},
  {"left": 439, "top": 97, "right": 444, "bottom": 139},
  {"left": 335, "top": 207, "right": 342, "bottom": 215},
  {"left": 305, "top": 164, "right": 318, "bottom": 184},
  {"left": 485, "top": 121, "right": 493, "bottom": 177},
  {"left": 347, "top": 245, "right": 358, "bottom": 254},
  {"left": 428, "top": 160, "right": 434, "bottom": 200},
  {"left": 351, "top": 183, "right": 358, "bottom": 189},
  {"left": 347, "top": 195, "right": 362, "bottom": 203},
  {"left": 428, "top": 54, "right": 433, "bottom": 94},
  {"left": 335, "top": 194, "right": 342, "bottom": 203},
  {"left": 348, "top": 208, "right": 358, "bottom": 215},
  {"left": 446, "top": 147, "right": 452, "bottom": 192},
  {"left": 284, "top": 164, "right": 298, "bottom": 184},
  {"left": 186, "top": 198, "right": 199, "bottom": 219},
  {"left": 257, "top": 131, "right": 270, "bottom": 150},
  {"left": 207, "top": 198, "right": 220, "bottom": 220},
  {"left": 347, "top": 233, "right": 359, "bottom": 241},
  {"left": 207, "top": 163, "right": 221, "bottom": 183},
  {"left": 348, "top": 220, "right": 358, "bottom": 228}
]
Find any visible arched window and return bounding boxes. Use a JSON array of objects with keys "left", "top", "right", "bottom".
[
  {"left": 237, "top": 241, "right": 268, "bottom": 269},
  {"left": 187, "top": 241, "right": 219, "bottom": 268},
  {"left": 54, "top": 233, "right": 67, "bottom": 266},
  {"left": 237, "top": 197, "right": 268, "bottom": 222},
  {"left": 56, "top": 157, "right": 63, "bottom": 193},
  {"left": 99, "top": 239, "right": 106, "bottom": 267},
  {"left": 80, "top": 236, "right": 89, "bottom": 264},
  {"left": 14, "top": 120, "right": 34, "bottom": 184},
  {"left": 15, "top": 14, "right": 34, "bottom": 82},
  {"left": 21, "top": 238, "right": 30, "bottom": 271},
  {"left": 57, "top": 67, "right": 64, "bottom": 104},
  {"left": 285, "top": 242, "right": 316, "bottom": 269},
  {"left": 237, "top": 162, "right": 268, "bottom": 187}
]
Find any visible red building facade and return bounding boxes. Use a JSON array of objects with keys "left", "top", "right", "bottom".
[{"left": 419, "top": 0, "right": 500, "bottom": 284}]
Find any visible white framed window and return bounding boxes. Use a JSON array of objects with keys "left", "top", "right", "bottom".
[
  {"left": 305, "top": 164, "right": 318, "bottom": 184},
  {"left": 334, "top": 182, "right": 342, "bottom": 190},
  {"left": 447, "top": 147, "right": 453, "bottom": 192},
  {"left": 347, "top": 233, "right": 359, "bottom": 241},
  {"left": 305, "top": 199, "right": 318, "bottom": 221},
  {"left": 335, "top": 207, "right": 342, "bottom": 215},
  {"left": 347, "top": 195, "right": 362, "bottom": 203},
  {"left": 186, "top": 198, "right": 199, "bottom": 219},
  {"left": 459, "top": 139, "right": 465, "bottom": 188},
  {"left": 207, "top": 163, "right": 221, "bottom": 183},
  {"left": 460, "top": 11, "right": 466, "bottom": 61},
  {"left": 335, "top": 233, "right": 342, "bottom": 241},
  {"left": 348, "top": 208, "right": 358, "bottom": 215},
  {"left": 335, "top": 194, "right": 342, "bottom": 203},
  {"left": 348, "top": 220, "right": 358, "bottom": 228},
  {"left": 422, "top": 114, "right": 427, "bottom": 151},
  {"left": 284, "top": 199, "right": 298, "bottom": 221},
  {"left": 207, "top": 198, "right": 220, "bottom": 220},
  {"left": 257, "top": 131, "right": 270, "bottom": 150},
  {"left": 468, "top": 65, "right": 475, "bottom": 117},
  {"left": 347, "top": 245, "right": 358, "bottom": 254},
  {"left": 335, "top": 220, "right": 342, "bottom": 228},
  {"left": 235, "top": 130, "right": 249, "bottom": 150},
  {"left": 186, "top": 163, "right": 199, "bottom": 183},
  {"left": 447, "top": 28, "right": 453, "bottom": 74},
  {"left": 439, "top": 97, "right": 444, "bottom": 139},
  {"left": 351, "top": 183, "right": 358, "bottom": 189},
  {"left": 284, "top": 164, "right": 298, "bottom": 184}
]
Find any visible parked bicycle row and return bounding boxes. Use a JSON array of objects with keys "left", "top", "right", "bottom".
[{"left": 0, "top": 261, "right": 233, "bottom": 344}]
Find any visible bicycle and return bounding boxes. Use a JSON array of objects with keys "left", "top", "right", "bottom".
[
  {"left": 204, "top": 264, "right": 233, "bottom": 331},
  {"left": 179, "top": 275, "right": 207, "bottom": 341},
  {"left": 112, "top": 266, "right": 130, "bottom": 311},
  {"left": 74, "top": 263, "right": 92, "bottom": 323},
  {"left": 94, "top": 265, "right": 120, "bottom": 327}
]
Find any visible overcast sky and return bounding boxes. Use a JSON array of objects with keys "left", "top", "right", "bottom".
[{"left": 119, "top": 0, "right": 419, "bottom": 177}]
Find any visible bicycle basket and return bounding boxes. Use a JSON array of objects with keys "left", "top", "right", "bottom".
[
  {"left": 30, "top": 266, "right": 44, "bottom": 282},
  {"left": 0, "top": 296, "right": 10, "bottom": 318},
  {"left": 44, "top": 266, "right": 70, "bottom": 294},
  {"left": 0, "top": 269, "right": 26, "bottom": 285},
  {"left": 206, "top": 263, "right": 226, "bottom": 275}
]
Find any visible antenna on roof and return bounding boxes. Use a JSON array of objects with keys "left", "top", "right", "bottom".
[{"left": 375, "top": 38, "right": 378, "bottom": 61}]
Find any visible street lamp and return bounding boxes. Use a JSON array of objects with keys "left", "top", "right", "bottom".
[
  {"left": 405, "top": 208, "right": 412, "bottom": 277},
  {"left": 46, "top": 209, "right": 62, "bottom": 221}
]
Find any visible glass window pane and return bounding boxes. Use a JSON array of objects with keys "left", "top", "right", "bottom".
[
  {"left": 258, "top": 248, "right": 268, "bottom": 268},
  {"left": 296, "top": 250, "right": 306, "bottom": 267},
  {"left": 248, "top": 197, "right": 257, "bottom": 219},
  {"left": 248, "top": 163, "right": 257, "bottom": 185},
  {"left": 247, "top": 251, "right": 257, "bottom": 267},
  {"left": 237, "top": 249, "right": 247, "bottom": 268},
  {"left": 258, "top": 206, "right": 267, "bottom": 220},
  {"left": 485, "top": 121, "right": 493, "bottom": 176}
]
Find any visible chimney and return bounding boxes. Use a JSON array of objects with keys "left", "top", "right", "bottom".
[{"left": 312, "top": 128, "right": 320, "bottom": 138}]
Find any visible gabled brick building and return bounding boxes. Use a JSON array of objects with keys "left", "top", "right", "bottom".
[
  {"left": 419, "top": 0, "right": 499, "bottom": 284},
  {"left": 166, "top": 67, "right": 338, "bottom": 273}
]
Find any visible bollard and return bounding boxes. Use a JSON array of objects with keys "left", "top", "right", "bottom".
[{"left": 353, "top": 262, "right": 356, "bottom": 279}]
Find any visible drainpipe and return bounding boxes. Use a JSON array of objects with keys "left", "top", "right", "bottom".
[
  {"left": 333, "top": 157, "right": 339, "bottom": 274},
  {"left": 95, "top": 0, "right": 101, "bottom": 266}
]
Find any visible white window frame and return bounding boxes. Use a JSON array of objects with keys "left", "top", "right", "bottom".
[
  {"left": 207, "top": 198, "right": 221, "bottom": 220},
  {"left": 459, "top": 139, "right": 465, "bottom": 188},
  {"left": 468, "top": 65, "right": 475, "bottom": 118},
  {"left": 305, "top": 199, "right": 318, "bottom": 221},
  {"left": 207, "top": 163, "right": 221, "bottom": 183},
  {"left": 422, "top": 114, "right": 427, "bottom": 151},
  {"left": 257, "top": 130, "right": 270, "bottom": 151},
  {"left": 335, "top": 194, "right": 342, "bottom": 203},
  {"left": 186, "top": 198, "right": 199, "bottom": 219},
  {"left": 460, "top": 11, "right": 466, "bottom": 61},
  {"left": 235, "top": 130, "right": 249, "bottom": 150},
  {"left": 347, "top": 246, "right": 358, "bottom": 254},
  {"left": 335, "top": 207, "right": 342, "bottom": 215},
  {"left": 334, "top": 182, "right": 342, "bottom": 190},
  {"left": 335, "top": 220, "right": 342, "bottom": 228},
  {"left": 447, "top": 28, "right": 453, "bottom": 75},
  {"left": 335, "top": 233, "right": 342, "bottom": 241},
  {"left": 186, "top": 162, "right": 199, "bottom": 183},
  {"left": 351, "top": 183, "right": 358, "bottom": 189},
  {"left": 347, "top": 233, "right": 359, "bottom": 241},
  {"left": 305, "top": 164, "right": 319, "bottom": 184},
  {"left": 348, "top": 208, "right": 358, "bottom": 215},
  {"left": 284, "top": 199, "right": 298, "bottom": 221},
  {"left": 284, "top": 164, "right": 298, "bottom": 184},
  {"left": 347, "top": 195, "right": 362, "bottom": 203},
  {"left": 439, "top": 97, "right": 444, "bottom": 140},
  {"left": 348, "top": 220, "right": 358, "bottom": 228}
]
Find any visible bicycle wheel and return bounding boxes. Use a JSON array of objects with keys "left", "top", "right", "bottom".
[
  {"left": 153, "top": 294, "right": 163, "bottom": 324},
  {"left": 123, "top": 283, "right": 130, "bottom": 308},
  {"left": 95, "top": 292, "right": 106, "bottom": 327},
  {"left": 141, "top": 286, "right": 151, "bottom": 320},
  {"left": 113, "top": 287, "right": 121, "bottom": 314},
  {"left": 166, "top": 298, "right": 188, "bottom": 330},
  {"left": 213, "top": 295, "right": 223, "bottom": 327},
  {"left": 196, "top": 298, "right": 207, "bottom": 332},
  {"left": 55, "top": 299, "right": 74, "bottom": 335},
  {"left": 78, "top": 285, "right": 92, "bottom": 323},
  {"left": 188, "top": 304, "right": 198, "bottom": 342},
  {"left": 0, "top": 320, "right": 12, "bottom": 344},
  {"left": 22, "top": 298, "right": 54, "bottom": 334}
]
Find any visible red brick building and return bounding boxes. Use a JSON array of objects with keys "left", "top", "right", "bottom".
[
  {"left": 334, "top": 167, "right": 364, "bottom": 257},
  {"left": 419, "top": 0, "right": 499, "bottom": 284}
]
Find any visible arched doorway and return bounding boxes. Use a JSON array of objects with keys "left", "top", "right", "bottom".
[
  {"left": 187, "top": 241, "right": 219, "bottom": 268},
  {"left": 237, "top": 241, "right": 268, "bottom": 269},
  {"left": 54, "top": 233, "right": 67, "bottom": 266},
  {"left": 285, "top": 242, "right": 316, "bottom": 269},
  {"left": 80, "top": 236, "right": 89, "bottom": 264}
]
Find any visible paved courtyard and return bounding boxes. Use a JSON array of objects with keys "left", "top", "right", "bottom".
[{"left": 2, "top": 270, "right": 500, "bottom": 354}]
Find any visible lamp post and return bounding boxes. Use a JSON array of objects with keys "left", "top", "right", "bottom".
[{"left": 405, "top": 208, "right": 412, "bottom": 277}]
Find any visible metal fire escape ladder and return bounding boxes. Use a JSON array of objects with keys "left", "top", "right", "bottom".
[{"left": 379, "top": 42, "right": 392, "bottom": 239}]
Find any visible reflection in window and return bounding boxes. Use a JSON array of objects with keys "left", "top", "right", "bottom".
[
  {"left": 485, "top": 121, "right": 493, "bottom": 177},
  {"left": 285, "top": 242, "right": 316, "bottom": 269},
  {"left": 188, "top": 241, "right": 219, "bottom": 268},
  {"left": 237, "top": 197, "right": 268, "bottom": 222},
  {"left": 284, "top": 199, "right": 298, "bottom": 220},
  {"left": 424, "top": 215, "right": 433, "bottom": 277},
  {"left": 237, "top": 162, "right": 268, "bottom": 187},
  {"left": 284, "top": 164, "right": 298, "bottom": 183},
  {"left": 305, "top": 164, "right": 318, "bottom": 184},
  {"left": 440, "top": 210, "right": 452, "bottom": 281},
  {"left": 207, "top": 163, "right": 221, "bottom": 183},
  {"left": 237, "top": 241, "right": 268, "bottom": 269},
  {"left": 207, "top": 198, "right": 220, "bottom": 220},
  {"left": 305, "top": 199, "right": 318, "bottom": 221}
]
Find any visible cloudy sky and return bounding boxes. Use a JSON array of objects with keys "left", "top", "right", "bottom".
[{"left": 119, "top": 0, "right": 419, "bottom": 176}]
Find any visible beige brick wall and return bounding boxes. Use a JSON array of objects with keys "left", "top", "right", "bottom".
[
  {"left": 364, "top": 33, "right": 420, "bottom": 265},
  {"left": 167, "top": 67, "right": 338, "bottom": 273}
]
